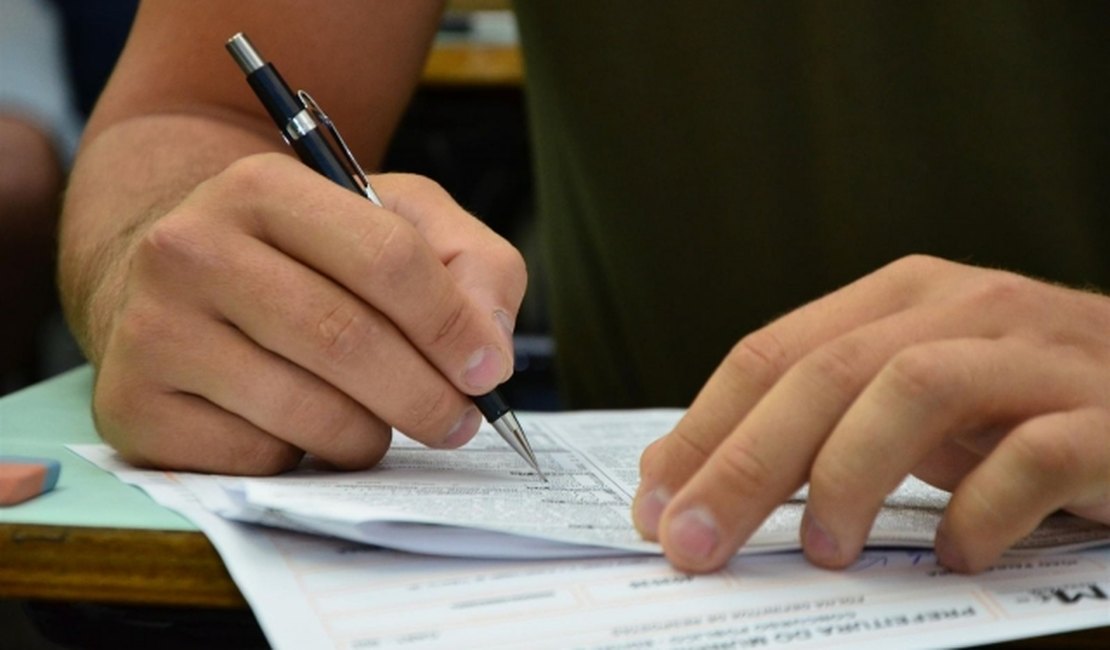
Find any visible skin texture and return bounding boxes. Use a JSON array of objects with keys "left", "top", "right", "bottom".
[
  {"left": 633, "top": 255, "right": 1110, "bottom": 574},
  {"left": 59, "top": 1, "right": 526, "bottom": 474}
]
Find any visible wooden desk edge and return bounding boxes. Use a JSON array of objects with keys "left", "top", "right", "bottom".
[
  {"left": 0, "top": 524, "right": 244, "bottom": 608},
  {"left": 2, "top": 523, "right": 1107, "bottom": 645},
  {"left": 422, "top": 42, "right": 522, "bottom": 87}
]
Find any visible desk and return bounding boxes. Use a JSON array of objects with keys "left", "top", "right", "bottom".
[
  {"left": 423, "top": 4, "right": 523, "bottom": 87},
  {"left": 0, "top": 368, "right": 240, "bottom": 607},
  {"left": 422, "top": 42, "right": 522, "bottom": 87},
  {"left": 1, "top": 368, "right": 1107, "bottom": 647}
]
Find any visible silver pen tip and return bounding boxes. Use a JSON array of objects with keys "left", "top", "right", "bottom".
[{"left": 490, "top": 411, "right": 546, "bottom": 480}]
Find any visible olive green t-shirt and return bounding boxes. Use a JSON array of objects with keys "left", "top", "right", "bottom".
[{"left": 512, "top": 1, "right": 1109, "bottom": 408}]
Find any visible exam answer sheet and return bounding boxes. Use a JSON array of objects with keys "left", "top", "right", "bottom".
[
  {"left": 73, "top": 443, "right": 1110, "bottom": 650},
  {"left": 81, "top": 409, "right": 1110, "bottom": 559}
]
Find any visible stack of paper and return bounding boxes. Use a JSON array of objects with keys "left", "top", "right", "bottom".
[
  {"left": 72, "top": 409, "right": 1110, "bottom": 649},
  {"left": 78, "top": 409, "right": 1110, "bottom": 560}
]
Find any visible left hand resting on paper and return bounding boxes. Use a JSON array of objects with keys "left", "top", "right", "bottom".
[{"left": 632, "top": 255, "right": 1110, "bottom": 574}]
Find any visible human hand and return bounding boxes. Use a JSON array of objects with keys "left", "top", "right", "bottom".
[
  {"left": 90, "top": 153, "right": 526, "bottom": 474},
  {"left": 632, "top": 255, "right": 1110, "bottom": 573}
]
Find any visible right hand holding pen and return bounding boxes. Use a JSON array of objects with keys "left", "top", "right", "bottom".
[{"left": 91, "top": 153, "right": 526, "bottom": 474}]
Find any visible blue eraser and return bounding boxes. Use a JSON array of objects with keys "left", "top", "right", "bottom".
[{"left": 0, "top": 455, "right": 61, "bottom": 506}]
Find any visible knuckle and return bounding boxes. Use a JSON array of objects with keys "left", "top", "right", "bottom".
[
  {"left": 956, "top": 481, "right": 1010, "bottom": 532},
  {"left": 486, "top": 235, "right": 526, "bottom": 272},
  {"left": 881, "top": 346, "right": 960, "bottom": 410},
  {"left": 135, "top": 214, "right": 211, "bottom": 275},
  {"left": 503, "top": 243, "right": 527, "bottom": 278},
  {"left": 641, "top": 426, "right": 719, "bottom": 484},
  {"left": 313, "top": 302, "right": 377, "bottom": 366},
  {"left": 385, "top": 172, "right": 448, "bottom": 200},
  {"left": 670, "top": 425, "right": 718, "bottom": 463},
  {"left": 797, "top": 338, "right": 868, "bottom": 398},
  {"left": 92, "top": 382, "right": 142, "bottom": 453},
  {"left": 390, "top": 170, "right": 441, "bottom": 194},
  {"left": 888, "top": 253, "right": 944, "bottom": 277},
  {"left": 807, "top": 455, "right": 860, "bottom": 506},
  {"left": 865, "top": 254, "right": 948, "bottom": 306},
  {"left": 428, "top": 297, "right": 474, "bottom": 349},
  {"left": 396, "top": 384, "right": 456, "bottom": 438},
  {"left": 726, "top": 329, "right": 794, "bottom": 393},
  {"left": 279, "top": 389, "right": 360, "bottom": 453},
  {"left": 378, "top": 173, "right": 452, "bottom": 217},
  {"left": 709, "top": 440, "right": 775, "bottom": 497},
  {"left": 358, "top": 220, "right": 421, "bottom": 286},
  {"left": 111, "top": 302, "right": 170, "bottom": 352},
  {"left": 961, "top": 271, "right": 1037, "bottom": 315},
  {"left": 638, "top": 437, "right": 667, "bottom": 475},
  {"left": 489, "top": 242, "right": 528, "bottom": 299},
  {"left": 638, "top": 434, "right": 691, "bottom": 484},
  {"left": 214, "top": 153, "right": 282, "bottom": 196},
  {"left": 235, "top": 438, "right": 303, "bottom": 476},
  {"left": 1007, "top": 425, "right": 1079, "bottom": 477}
]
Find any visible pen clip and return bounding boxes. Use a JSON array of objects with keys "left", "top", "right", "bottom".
[{"left": 296, "top": 90, "right": 383, "bottom": 206}]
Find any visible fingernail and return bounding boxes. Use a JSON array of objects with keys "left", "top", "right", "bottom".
[
  {"left": 934, "top": 521, "right": 969, "bottom": 572},
  {"left": 802, "top": 510, "right": 840, "bottom": 564},
  {"left": 667, "top": 506, "right": 719, "bottom": 563},
  {"left": 463, "top": 345, "right": 508, "bottom": 391},
  {"left": 443, "top": 407, "right": 481, "bottom": 448},
  {"left": 633, "top": 485, "right": 672, "bottom": 539}
]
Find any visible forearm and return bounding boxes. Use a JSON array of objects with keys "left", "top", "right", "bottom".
[
  {"left": 55, "top": 2, "right": 525, "bottom": 475},
  {"left": 58, "top": 0, "right": 445, "bottom": 367},
  {"left": 58, "top": 111, "right": 280, "bottom": 365}
]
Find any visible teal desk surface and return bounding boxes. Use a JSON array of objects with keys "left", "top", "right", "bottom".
[
  {"left": 0, "top": 366, "right": 240, "bottom": 606},
  {"left": 1, "top": 366, "right": 192, "bottom": 531}
]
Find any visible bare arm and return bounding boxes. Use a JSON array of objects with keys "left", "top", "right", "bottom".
[
  {"left": 59, "top": 1, "right": 527, "bottom": 474},
  {"left": 62, "top": 0, "right": 445, "bottom": 360}
]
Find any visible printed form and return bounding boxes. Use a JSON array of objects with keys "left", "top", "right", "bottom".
[
  {"left": 207, "top": 410, "right": 1108, "bottom": 557},
  {"left": 71, "top": 409, "right": 1110, "bottom": 649}
]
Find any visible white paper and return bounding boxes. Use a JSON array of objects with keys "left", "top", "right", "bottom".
[
  {"left": 188, "top": 409, "right": 1110, "bottom": 558},
  {"left": 70, "top": 435, "right": 1110, "bottom": 650}
]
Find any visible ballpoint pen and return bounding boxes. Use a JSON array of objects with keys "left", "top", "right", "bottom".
[{"left": 225, "top": 32, "right": 546, "bottom": 481}]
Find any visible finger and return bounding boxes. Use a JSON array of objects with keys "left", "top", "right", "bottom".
[
  {"left": 156, "top": 315, "right": 394, "bottom": 470},
  {"left": 95, "top": 288, "right": 392, "bottom": 471},
  {"left": 802, "top": 338, "right": 1090, "bottom": 568},
  {"left": 936, "top": 407, "right": 1110, "bottom": 573},
  {"left": 633, "top": 256, "right": 968, "bottom": 533},
  {"left": 138, "top": 215, "right": 483, "bottom": 449},
  {"left": 652, "top": 332, "right": 893, "bottom": 571},
  {"left": 203, "top": 156, "right": 515, "bottom": 395},
  {"left": 641, "top": 299, "right": 938, "bottom": 560},
  {"left": 633, "top": 334, "right": 786, "bottom": 539},
  {"left": 378, "top": 172, "right": 528, "bottom": 350},
  {"left": 906, "top": 439, "right": 983, "bottom": 493},
  {"left": 648, "top": 295, "right": 1073, "bottom": 573},
  {"left": 94, "top": 362, "right": 302, "bottom": 475}
]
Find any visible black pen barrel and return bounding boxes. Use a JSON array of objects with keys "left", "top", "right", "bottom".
[
  {"left": 290, "top": 130, "right": 364, "bottom": 194},
  {"left": 228, "top": 34, "right": 361, "bottom": 195},
  {"left": 473, "top": 392, "right": 510, "bottom": 421},
  {"left": 245, "top": 64, "right": 303, "bottom": 128}
]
